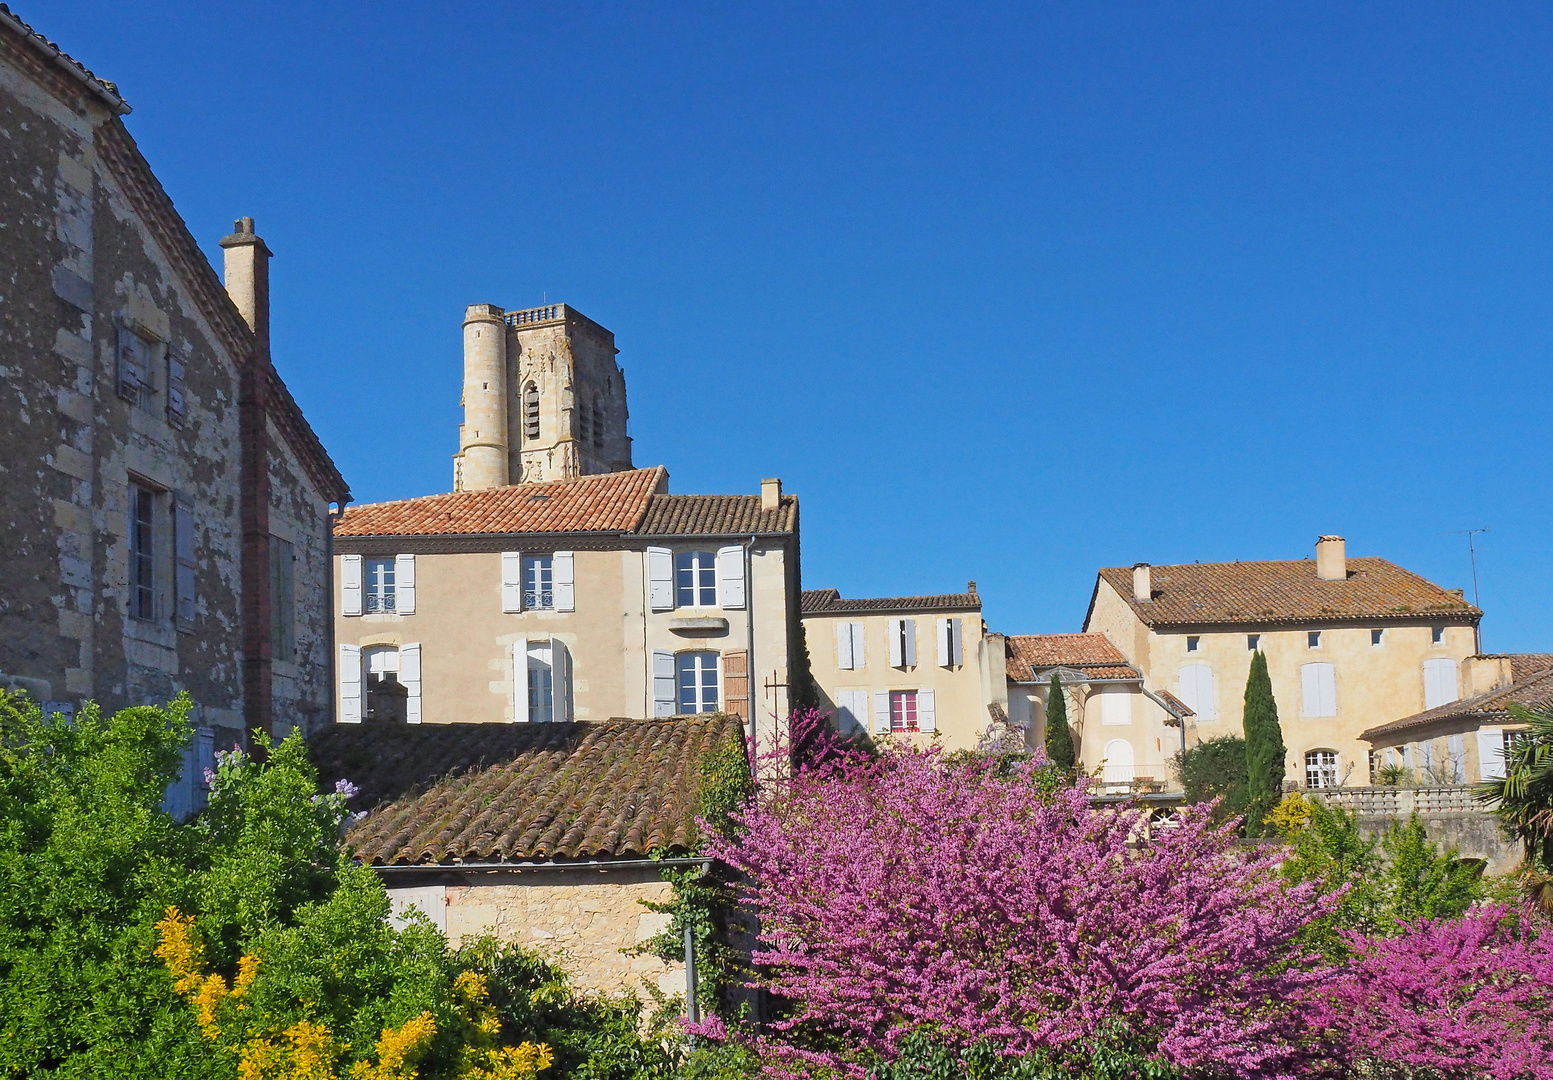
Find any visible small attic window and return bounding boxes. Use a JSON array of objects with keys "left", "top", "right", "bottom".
[
  {"left": 1186, "top": 636, "right": 1200, "bottom": 653},
  {"left": 527, "top": 494, "right": 549, "bottom": 503}
]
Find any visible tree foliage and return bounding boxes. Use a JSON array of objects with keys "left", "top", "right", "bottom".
[
  {"left": 1042, "top": 676, "right": 1074, "bottom": 771},
  {"left": 1242, "top": 651, "right": 1286, "bottom": 837},
  {"left": 1171, "top": 735, "right": 1248, "bottom": 828},
  {"left": 1479, "top": 702, "right": 1553, "bottom": 903},
  {"left": 701, "top": 745, "right": 1333, "bottom": 1077}
]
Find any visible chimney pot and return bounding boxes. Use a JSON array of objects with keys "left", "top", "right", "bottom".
[
  {"left": 760, "top": 477, "right": 782, "bottom": 511},
  {"left": 1316, "top": 535, "right": 1347, "bottom": 581},
  {"left": 967, "top": 580, "right": 977, "bottom": 595},
  {"left": 218, "top": 215, "right": 271, "bottom": 360},
  {"left": 1132, "top": 562, "right": 1151, "bottom": 602}
]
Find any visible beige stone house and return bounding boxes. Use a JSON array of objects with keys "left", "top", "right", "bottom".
[
  {"left": 801, "top": 587, "right": 1006, "bottom": 751},
  {"left": 309, "top": 714, "right": 744, "bottom": 996},
  {"left": 1360, "top": 653, "right": 1553, "bottom": 785},
  {"left": 332, "top": 468, "right": 804, "bottom": 749},
  {"left": 1004, "top": 633, "right": 1193, "bottom": 788},
  {"left": 0, "top": 9, "right": 347, "bottom": 788},
  {"left": 1083, "top": 536, "right": 1482, "bottom": 790}
]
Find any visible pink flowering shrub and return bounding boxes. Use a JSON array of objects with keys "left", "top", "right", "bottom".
[
  {"left": 1309, "top": 905, "right": 1553, "bottom": 1080},
  {"left": 702, "top": 744, "right": 1336, "bottom": 1077}
]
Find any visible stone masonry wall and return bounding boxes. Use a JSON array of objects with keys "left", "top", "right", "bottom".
[{"left": 267, "top": 415, "right": 333, "bottom": 735}]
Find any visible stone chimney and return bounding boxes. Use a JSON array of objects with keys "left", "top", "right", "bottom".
[
  {"left": 761, "top": 477, "right": 782, "bottom": 511},
  {"left": 1132, "top": 563, "right": 1151, "bottom": 602},
  {"left": 219, "top": 216, "right": 271, "bottom": 361},
  {"left": 967, "top": 580, "right": 977, "bottom": 595},
  {"left": 1316, "top": 535, "right": 1347, "bottom": 581}
]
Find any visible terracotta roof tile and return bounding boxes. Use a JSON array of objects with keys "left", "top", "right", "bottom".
[
  {"left": 636, "top": 494, "right": 797, "bottom": 536},
  {"left": 1361, "top": 668, "right": 1553, "bottom": 743},
  {"left": 333, "top": 467, "right": 667, "bottom": 538},
  {"left": 801, "top": 589, "right": 981, "bottom": 615},
  {"left": 1004, "top": 633, "right": 1137, "bottom": 682},
  {"left": 1096, "top": 558, "right": 1480, "bottom": 629},
  {"left": 309, "top": 715, "right": 745, "bottom": 865},
  {"left": 1154, "top": 689, "right": 1195, "bottom": 718},
  {"left": 1510, "top": 654, "right": 1553, "bottom": 682}
]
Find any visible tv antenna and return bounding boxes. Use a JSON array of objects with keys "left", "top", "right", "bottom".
[{"left": 1445, "top": 528, "right": 1488, "bottom": 608}]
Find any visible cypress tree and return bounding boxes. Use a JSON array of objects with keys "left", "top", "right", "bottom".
[
  {"left": 1045, "top": 674, "right": 1076, "bottom": 770},
  {"left": 1243, "top": 649, "right": 1287, "bottom": 837}
]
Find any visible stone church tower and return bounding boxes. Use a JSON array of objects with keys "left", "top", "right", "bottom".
[{"left": 454, "top": 303, "right": 633, "bottom": 490}]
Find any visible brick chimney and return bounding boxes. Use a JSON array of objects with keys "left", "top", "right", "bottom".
[
  {"left": 219, "top": 216, "right": 271, "bottom": 362},
  {"left": 1132, "top": 563, "right": 1151, "bottom": 602},
  {"left": 1316, "top": 535, "right": 1347, "bottom": 581},
  {"left": 761, "top": 477, "right": 782, "bottom": 511}
]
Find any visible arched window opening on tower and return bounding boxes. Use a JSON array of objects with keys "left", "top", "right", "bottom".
[
  {"left": 591, "top": 394, "right": 605, "bottom": 448},
  {"left": 578, "top": 400, "right": 591, "bottom": 447},
  {"left": 523, "top": 383, "right": 540, "bottom": 439}
]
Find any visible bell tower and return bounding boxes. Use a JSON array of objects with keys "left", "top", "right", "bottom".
[{"left": 454, "top": 303, "right": 632, "bottom": 491}]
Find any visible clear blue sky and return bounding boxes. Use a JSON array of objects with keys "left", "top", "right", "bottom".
[{"left": 36, "top": 2, "right": 1553, "bottom": 649}]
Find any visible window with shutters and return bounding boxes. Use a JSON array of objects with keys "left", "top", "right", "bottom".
[
  {"left": 1099, "top": 686, "right": 1131, "bottom": 725},
  {"left": 890, "top": 690, "right": 919, "bottom": 733},
  {"left": 128, "top": 483, "right": 157, "bottom": 621},
  {"left": 523, "top": 555, "right": 554, "bottom": 610},
  {"left": 1305, "top": 749, "right": 1339, "bottom": 789},
  {"left": 270, "top": 537, "right": 295, "bottom": 661},
  {"left": 365, "top": 558, "right": 396, "bottom": 613},
  {"left": 722, "top": 650, "right": 749, "bottom": 720},
  {"left": 1177, "top": 664, "right": 1216, "bottom": 723},
  {"left": 523, "top": 383, "right": 540, "bottom": 439},
  {"left": 527, "top": 641, "right": 555, "bottom": 723},
  {"left": 889, "top": 619, "right": 918, "bottom": 669},
  {"left": 677, "top": 651, "right": 719, "bottom": 714},
  {"left": 1423, "top": 658, "right": 1458, "bottom": 709},
  {"left": 836, "top": 621, "right": 866, "bottom": 669},
  {"left": 1301, "top": 662, "right": 1337, "bottom": 717},
  {"left": 676, "top": 551, "right": 717, "bottom": 607},
  {"left": 117, "top": 325, "right": 156, "bottom": 412},
  {"left": 364, "top": 646, "right": 406, "bottom": 723}
]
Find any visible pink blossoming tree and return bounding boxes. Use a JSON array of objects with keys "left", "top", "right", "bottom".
[
  {"left": 1307, "top": 905, "right": 1553, "bottom": 1080},
  {"left": 703, "top": 743, "right": 1337, "bottom": 1077}
]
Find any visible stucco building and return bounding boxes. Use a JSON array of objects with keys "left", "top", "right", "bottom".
[
  {"left": 0, "top": 10, "right": 347, "bottom": 767},
  {"left": 1083, "top": 536, "right": 1482, "bottom": 790},
  {"left": 1360, "top": 653, "right": 1553, "bottom": 785},
  {"left": 1004, "top": 633, "right": 1193, "bottom": 788},
  {"left": 453, "top": 303, "right": 632, "bottom": 490},
  {"left": 309, "top": 715, "right": 745, "bottom": 997},
  {"left": 332, "top": 468, "right": 805, "bottom": 748},
  {"left": 802, "top": 586, "right": 1006, "bottom": 750}
]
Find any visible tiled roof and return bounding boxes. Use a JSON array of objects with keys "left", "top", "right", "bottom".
[
  {"left": 1154, "top": 689, "right": 1195, "bottom": 718},
  {"left": 333, "top": 468, "right": 667, "bottom": 537},
  {"left": 1005, "top": 633, "right": 1138, "bottom": 683},
  {"left": 800, "top": 589, "right": 981, "bottom": 616},
  {"left": 1510, "top": 654, "right": 1553, "bottom": 682},
  {"left": 1361, "top": 668, "right": 1553, "bottom": 743},
  {"left": 309, "top": 716, "right": 745, "bottom": 865},
  {"left": 0, "top": 4, "right": 130, "bottom": 113},
  {"left": 635, "top": 494, "right": 797, "bottom": 536},
  {"left": 1093, "top": 558, "right": 1480, "bottom": 629}
]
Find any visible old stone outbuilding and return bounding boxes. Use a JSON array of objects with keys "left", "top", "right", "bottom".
[
  {"left": 309, "top": 715, "right": 746, "bottom": 996},
  {"left": 0, "top": 9, "right": 348, "bottom": 786}
]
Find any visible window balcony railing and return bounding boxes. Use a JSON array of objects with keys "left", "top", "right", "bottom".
[
  {"left": 523, "top": 590, "right": 554, "bottom": 610},
  {"left": 365, "top": 593, "right": 396, "bottom": 614}
]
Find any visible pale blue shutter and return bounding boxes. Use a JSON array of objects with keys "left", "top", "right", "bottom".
[
  {"left": 339, "top": 643, "right": 362, "bottom": 722},
  {"left": 512, "top": 641, "right": 529, "bottom": 723},
  {"left": 401, "top": 643, "right": 422, "bottom": 723},
  {"left": 904, "top": 619, "right": 918, "bottom": 667},
  {"left": 553, "top": 551, "right": 575, "bottom": 612},
  {"left": 502, "top": 552, "right": 523, "bottom": 613},
  {"left": 918, "top": 689, "right": 936, "bottom": 733},
  {"left": 395, "top": 554, "right": 416, "bottom": 615},
  {"left": 648, "top": 548, "right": 674, "bottom": 611},
  {"left": 341, "top": 555, "right": 363, "bottom": 617},
  {"left": 717, "top": 545, "right": 746, "bottom": 610},
  {"left": 836, "top": 623, "right": 853, "bottom": 669},
  {"left": 652, "top": 650, "right": 676, "bottom": 716},
  {"left": 873, "top": 689, "right": 891, "bottom": 735}
]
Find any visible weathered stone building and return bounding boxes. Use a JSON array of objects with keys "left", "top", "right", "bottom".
[
  {"left": 0, "top": 9, "right": 348, "bottom": 756},
  {"left": 454, "top": 303, "right": 632, "bottom": 490}
]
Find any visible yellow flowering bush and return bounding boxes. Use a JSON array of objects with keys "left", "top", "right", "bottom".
[{"left": 1267, "top": 792, "right": 1312, "bottom": 837}]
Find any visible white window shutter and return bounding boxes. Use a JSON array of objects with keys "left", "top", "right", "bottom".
[
  {"left": 873, "top": 689, "right": 891, "bottom": 735},
  {"left": 937, "top": 618, "right": 950, "bottom": 666},
  {"left": 512, "top": 641, "right": 530, "bottom": 723},
  {"left": 950, "top": 618, "right": 963, "bottom": 666},
  {"left": 652, "top": 649, "right": 677, "bottom": 716},
  {"left": 836, "top": 623, "right": 854, "bottom": 669},
  {"left": 851, "top": 623, "right": 866, "bottom": 668},
  {"left": 551, "top": 635, "right": 571, "bottom": 719},
  {"left": 1423, "top": 659, "right": 1458, "bottom": 709},
  {"left": 553, "top": 551, "right": 575, "bottom": 612},
  {"left": 717, "top": 545, "right": 746, "bottom": 610},
  {"left": 400, "top": 643, "right": 422, "bottom": 723},
  {"left": 1477, "top": 728, "right": 1505, "bottom": 781},
  {"left": 338, "top": 643, "right": 362, "bottom": 722},
  {"left": 341, "top": 554, "right": 363, "bottom": 617},
  {"left": 1320, "top": 664, "right": 1337, "bottom": 717},
  {"left": 647, "top": 547, "right": 674, "bottom": 611},
  {"left": 395, "top": 554, "right": 416, "bottom": 615},
  {"left": 888, "top": 620, "right": 903, "bottom": 667},
  {"left": 919, "top": 689, "right": 936, "bottom": 733},
  {"left": 904, "top": 619, "right": 918, "bottom": 667},
  {"left": 501, "top": 552, "right": 523, "bottom": 613},
  {"left": 835, "top": 691, "right": 856, "bottom": 733},
  {"left": 1301, "top": 664, "right": 1319, "bottom": 717},
  {"left": 174, "top": 492, "right": 196, "bottom": 631},
  {"left": 1448, "top": 734, "right": 1467, "bottom": 783}
]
